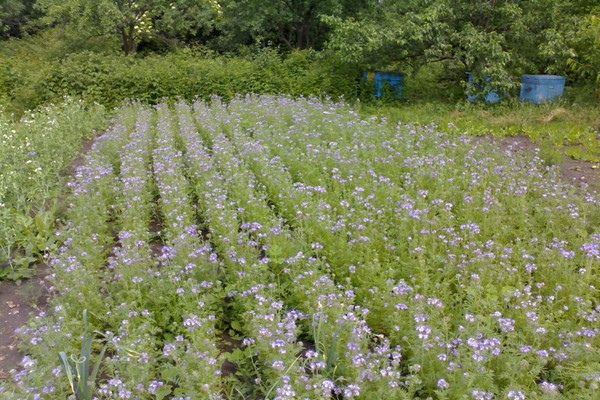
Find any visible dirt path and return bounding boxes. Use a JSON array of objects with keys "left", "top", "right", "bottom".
[
  {"left": 0, "top": 266, "right": 49, "bottom": 380},
  {"left": 493, "top": 135, "right": 600, "bottom": 191}
]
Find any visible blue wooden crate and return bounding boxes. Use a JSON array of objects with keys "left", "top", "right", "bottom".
[
  {"left": 466, "top": 73, "right": 503, "bottom": 103},
  {"left": 520, "top": 75, "right": 566, "bottom": 104},
  {"left": 362, "top": 70, "right": 403, "bottom": 98}
]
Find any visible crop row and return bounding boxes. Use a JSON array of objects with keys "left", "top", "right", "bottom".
[{"left": 5, "top": 95, "right": 600, "bottom": 399}]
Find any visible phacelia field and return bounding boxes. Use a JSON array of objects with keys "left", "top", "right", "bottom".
[{"left": 4, "top": 96, "right": 600, "bottom": 399}]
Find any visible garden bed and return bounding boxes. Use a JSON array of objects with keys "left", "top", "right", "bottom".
[{"left": 1, "top": 96, "right": 600, "bottom": 399}]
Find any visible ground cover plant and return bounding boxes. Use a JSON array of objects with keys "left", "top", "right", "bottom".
[
  {"left": 1, "top": 95, "right": 600, "bottom": 399},
  {"left": 0, "top": 98, "right": 107, "bottom": 282}
]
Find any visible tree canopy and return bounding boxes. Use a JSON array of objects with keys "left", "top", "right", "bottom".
[
  {"left": 212, "top": 0, "right": 366, "bottom": 51},
  {"left": 0, "top": 0, "right": 37, "bottom": 39},
  {"left": 35, "top": 0, "right": 221, "bottom": 54},
  {"left": 1, "top": 0, "right": 599, "bottom": 87},
  {"left": 324, "top": 0, "right": 600, "bottom": 88}
]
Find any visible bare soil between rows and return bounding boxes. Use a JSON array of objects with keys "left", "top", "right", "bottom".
[
  {"left": 0, "top": 265, "right": 49, "bottom": 380},
  {"left": 1, "top": 134, "right": 599, "bottom": 381},
  {"left": 491, "top": 135, "right": 600, "bottom": 191}
]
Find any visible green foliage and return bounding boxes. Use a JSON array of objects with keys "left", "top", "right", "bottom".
[
  {"left": 1, "top": 49, "right": 359, "bottom": 112},
  {"left": 213, "top": 0, "right": 363, "bottom": 51},
  {"left": 0, "top": 56, "right": 51, "bottom": 115},
  {"left": 0, "top": 0, "right": 24, "bottom": 38},
  {"left": 153, "top": 0, "right": 220, "bottom": 47},
  {"left": 358, "top": 94, "right": 600, "bottom": 167},
  {"left": 325, "top": 0, "right": 600, "bottom": 90},
  {"left": 5, "top": 97, "right": 600, "bottom": 398},
  {"left": 0, "top": 0, "right": 38, "bottom": 39},
  {"left": 1, "top": 0, "right": 599, "bottom": 97},
  {"left": 35, "top": 0, "right": 141, "bottom": 54},
  {"left": 400, "top": 62, "right": 464, "bottom": 103},
  {"left": 0, "top": 99, "right": 107, "bottom": 281},
  {"left": 249, "top": 48, "right": 360, "bottom": 98},
  {"left": 565, "top": 12, "right": 600, "bottom": 84},
  {"left": 0, "top": 27, "right": 121, "bottom": 114},
  {"left": 536, "top": 3, "right": 599, "bottom": 83},
  {"left": 35, "top": 0, "right": 222, "bottom": 54}
]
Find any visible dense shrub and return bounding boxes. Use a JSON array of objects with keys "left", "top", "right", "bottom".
[
  {"left": 0, "top": 55, "right": 53, "bottom": 115},
  {"left": 0, "top": 48, "right": 361, "bottom": 114}
]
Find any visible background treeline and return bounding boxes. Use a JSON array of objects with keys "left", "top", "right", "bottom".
[{"left": 1, "top": 0, "right": 599, "bottom": 113}]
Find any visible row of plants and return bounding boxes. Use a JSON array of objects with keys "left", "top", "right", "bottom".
[
  {"left": 2, "top": 95, "right": 599, "bottom": 398},
  {"left": 0, "top": 98, "right": 107, "bottom": 281},
  {"left": 214, "top": 96, "right": 600, "bottom": 397}
]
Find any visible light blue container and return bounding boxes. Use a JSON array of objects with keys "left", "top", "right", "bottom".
[
  {"left": 362, "top": 70, "right": 403, "bottom": 98},
  {"left": 466, "top": 72, "right": 502, "bottom": 103},
  {"left": 520, "top": 75, "right": 566, "bottom": 104}
]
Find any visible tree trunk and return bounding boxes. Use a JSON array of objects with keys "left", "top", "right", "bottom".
[{"left": 119, "top": 26, "right": 137, "bottom": 55}]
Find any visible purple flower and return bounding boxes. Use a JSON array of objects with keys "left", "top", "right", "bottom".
[
  {"left": 471, "top": 389, "right": 494, "bottom": 400},
  {"left": 507, "top": 390, "right": 526, "bottom": 400},
  {"left": 437, "top": 378, "right": 449, "bottom": 389}
]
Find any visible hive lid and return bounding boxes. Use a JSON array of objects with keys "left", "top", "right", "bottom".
[{"left": 521, "top": 75, "right": 566, "bottom": 84}]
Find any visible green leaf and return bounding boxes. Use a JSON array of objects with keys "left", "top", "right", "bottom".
[
  {"left": 326, "top": 331, "right": 339, "bottom": 371},
  {"left": 155, "top": 385, "right": 173, "bottom": 400},
  {"left": 58, "top": 351, "right": 76, "bottom": 395},
  {"left": 230, "top": 320, "right": 242, "bottom": 332},
  {"left": 34, "top": 212, "right": 48, "bottom": 236},
  {"left": 225, "top": 348, "right": 244, "bottom": 363},
  {"left": 501, "top": 286, "right": 517, "bottom": 298},
  {"left": 161, "top": 366, "right": 181, "bottom": 382},
  {"left": 90, "top": 342, "right": 108, "bottom": 390}
]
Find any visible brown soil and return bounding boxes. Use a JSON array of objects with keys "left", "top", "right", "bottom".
[
  {"left": 65, "top": 136, "right": 96, "bottom": 177},
  {"left": 492, "top": 135, "right": 600, "bottom": 191},
  {"left": 1, "top": 134, "right": 599, "bottom": 381},
  {"left": 0, "top": 265, "right": 49, "bottom": 380}
]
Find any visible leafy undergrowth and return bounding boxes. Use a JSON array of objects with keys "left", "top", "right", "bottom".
[
  {"left": 3, "top": 96, "right": 600, "bottom": 399},
  {"left": 0, "top": 99, "right": 107, "bottom": 282}
]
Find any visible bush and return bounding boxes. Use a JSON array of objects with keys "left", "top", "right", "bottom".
[
  {"left": 0, "top": 53, "right": 54, "bottom": 115},
  {"left": 1, "top": 47, "right": 361, "bottom": 113}
]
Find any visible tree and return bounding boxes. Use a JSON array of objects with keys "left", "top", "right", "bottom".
[
  {"left": 539, "top": 2, "right": 600, "bottom": 84},
  {"left": 0, "top": 0, "right": 23, "bottom": 38},
  {"left": 324, "top": 0, "right": 599, "bottom": 90},
  {"left": 212, "top": 0, "right": 366, "bottom": 51},
  {"left": 566, "top": 12, "right": 600, "bottom": 83},
  {"left": 154, "top": 0, "right": 221, "bottom": 46},
  {"left": 0, "top": 0, "right": 37, "bottom": 39},
  {"left": 35, "top": 0, "right": 220, "bottom": 54}
]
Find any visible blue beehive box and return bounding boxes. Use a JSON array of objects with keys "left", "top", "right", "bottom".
[
  {"left": 520, "top": 75, "right": 566, "bottom": 104},
  {"left": 466, "top": 72, "right": 502, "bottom": 103},
  {"left": 362, "top": 70, "right": 403, "bottom": 98}
]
